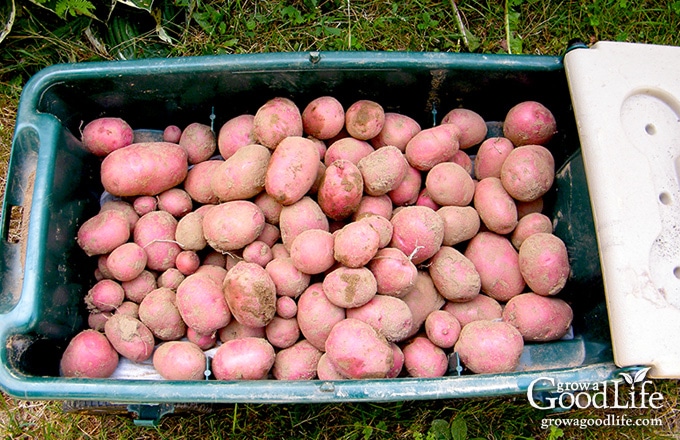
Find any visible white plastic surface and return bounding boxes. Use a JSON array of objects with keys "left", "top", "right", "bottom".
[{"left": 565, "top": 41, "right": 680, "bottom": 378}]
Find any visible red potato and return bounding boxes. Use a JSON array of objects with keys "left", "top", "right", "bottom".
[
  {"left": 402, "top": 336, "right": 448, "bottom": 378},
  {"left": 325, "top": 318, "right": 393, "bottom": 379},
  {"left": 184, "top": 160, "right": 222, "bottom": 205},
  {"left": 367, "top": 247, "right": 417, "bottom": 297},
  {"left": 133, "top": 210, "right": 181, "bottom": 272},
  {"left": 317, "top": 159, "right": 364, "bottom": 221},
  {"left": 370, "top": 112, "right": 422, "bottom": 152},
  {"left": 175, "top": 250, "right": 201, "bottom": 275},
  {"left": 317, "top": 353, "right": 347, "bottom": 380},
  {"left": 194, "top": 264, "right": 228, "bottom": 285},
  {"left": 333, "top": 221, "right": 380, "bottom": 268},
  {"left": 85, "top": 279, "right": 124, "bottom": 313},
  {"left": 252, "top": 97, "right": 303, "bottom": 149},
  {"left": 104, "top": 314, "right": 155, "bottom": 363},
  {"left": 100, "top": 200, "right": 139, "bottom": 233},
  {"left": 138, "top": 287, "right": 187, "bottom": 341},
  {"left": 451, "top": 150, "right": 473, "bottom": 175},
  {"left": 441, "top": 108, "right": 488, "bottom": 149},
  {"left": 175, "top": 211, "right": 207, "bottom": 252},
  {"left": 500, "top": 144, "right": 555, "bottom": 202},
  {"left": 179, "top": 122, "right": 216, "bottom": 164},
  {"left": 387, "top": 343, "right": 405, "bottom": 378},
  {"left": 186, "top": 327, "right": 217, "bottom": 350},
  {"left": 200, "top": 252, "right": 228, "bottom": 270},
  {"left": 324, "top": 137, "right": 374, "bottom": 166},
  {"left": 289, "top": 229, "right": 335, "bottom": 276},
  {"left": 60, "top": 329, "right": 119, "bottom": 378},
  {"left": 279, "top": 196, "right": 329, "bottom": 251},
  {"left": 276, "top": 296, "right": 298, "bottom": 319},
  {"left": 357, "top": 145, "right": 409, "bottom": 196},
  {"left": 296, "top": 283, "right": 346, "bottom": 351},
  {"left": 323, "top": 266, "right": 377, "bottom": 309},
  {"left": 256, "top": 222, "right": 281, "bottom": 248},
  {"left": 272, "top": 339, "right": 323, "bottom": 380},
  {"left": 265, "top": 257, "right": 312, "bottom": 297},
  {"left": 176, "top": 272, "right": 232, "bottom": 334},
  {"left": 353, "top": 195, "right": 394, "bottom": 220},
  {"left": 400, "top": 271, "right": 446, "bottom": 338},
  {"left": 511, "top": 212, "right": 553, "bottom": 249},
  {"left": 425, "top": 162, "right": 475, "bottom": 207},
  {"left": 266, "top": 316, "right": 301, "bottom": 349},
  {"left": 254, "top": 192, "right": 284, "bottom": 225},
  {"left": 345, "top": 99, "right": 385, "bottom": 140},
  {"left": 157, "top": 268, "right": 185, "bottom": 290},
  {"left": 503, "top": 100, "right": 557, "bottom": 147},
  {"left": 242, "top": 241, "right": 273, "bottom": 267},
  {"left": 388, "top": 165, "right": 422, "bottom": 206},
  {"left": 132, "top": 195, "right": 157, "bottom": 216},
  {"left": 211, "top": 337, "right": 276, "bottom": 380},
  {"left": 265, "top": 136, "right": 320, "bottom": 205},
  {"left": 157, "top": 188, "right": 193, "bottom": 218},
  {"left": 417, "top": 188, "right": 439, "bottom": 211},
  {"left": 474, "top": 137, "right": 514, "bottom": 180},
  {"left": 153, "top": 341, "right": 206, "bottom": 380},
  {"left": 115, "top": 301, "right": 140, "bottom": 319},
  {"left": 121, "top": 270, "right": 157, "bottom": 304},
  {"left": 473, "top": 177, "right": 518, "bottom": 235},
  {"left": 101, "top": 142, "right": 188, "bottom": 197},
  {"left": 223, "top": 261, "right": 277, "bottom": 328},
  {"left": 81, "top": 117, "right": 134, "bottom": 157},
  {"left": 425, "top": 310, "right": 461, "bottom": 349},
  {"left": 218, "top": 320, "right": 266, "bottom": 343},
  {"left": 357, "top": 214, "right": 393, "bottom": 248},
  {"left": 389, "top": 205, "right": 445, "bottom": 265},
  {"left": 428, "top": 246, "right": 481, "bottom": 302},
  {"left": 516, "top": 197, "right": 544, "bottom": 219},
  {"left": 404, "top": 123, "right": 460, "bottom": 171},
  {"left": 163, "top": 125, "right": 182, "bottom": 143},
  {"left": 454, "top": 320, "right": 524, "bottom": 374},
  {"left": 106, "top": 242, "right": 147, "bottom": 282},
  {"left": 464, "top": 232, "right": 525, "bottom": 302},
  {"left": 502, "top": 292, "right": 573, "bottom": 342},
  {"left": 77, "top": 210, "right": 130, "bottom": 257},
  {"left": 302, "top": 96, "right": 345, "bottom": 140},
  {"left": 202, "top": 201, "right": 265, "bottom": 253},
  {"left": 443, "top": 294, "right": 503, "bottom": 327},
  {"left": 346, "top": 295, "right": 413, "bottom": 343},
  {"left": 437, "top": 205, "right": 480, "bottom": 246},
  {"left": 96, "top": 255, "right": 113, "bottom": 280},
  {"left": 211, "top": 143, "right": 271, "bottom": 202},
  {"left": 217, "top": 114, "right": 255, "bottom": 159},
  {"left": 88, "top": 311, "right": 111, "bottom": 332},
  {"left": 518, "top": 233, "right": 570, "bottom": 296}
]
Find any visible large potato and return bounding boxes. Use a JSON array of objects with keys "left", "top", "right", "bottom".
[
  {"left": 77, "top": 210, "right": 130, "bottom": 257},
  {"left": 454, "top": 320, "right": 524, "bottom": 374},
  {"left": 202, "top": 201, "right": 265, "bottom": 253},
  {"left": 345, "top": 295, "right": 413, "bottom": 343},
  {"left": 217, "top": 114, "right": 255, "bottom": 159},
  {"left": 133, "top": 210, "right": 181, "bottom": 272},
  {"left": 252, "top": 97, "right": 304, "bottom": 149},
  {"left": 317, "top": 159, "right": 364, "bottom": 221},
  {"left": 138, "top": 287, "right": 186, "bottom": 341},
  {"left": 389, "top": 206, "right": 444, "bottom": 264},
  {"left": 404, "top": 124, "right": 460, "bottom": 171},
  {"left": 473, "top": 177, "right": 518, "bottom": 235},
  {"left": 153, "top": 341, "right": 207, "bottom": 380},
  {"left": 325, "top": 318, "right": 393, "bottom": 379},
  {"left": 81, "top": 117, "right": 134, "bottom": 157},
  {"left": 357, "top": 145, "right": 409, "bottom": 196},
  {"left": 518, "top": 233, "right": 570, "bottom": 296},
  {"left": 211, "top": 337, "right": 276, "bottom": 380},
  {"left": 296, "top": 283, "right": 346, "bottom": 351},
  {"left": 212, "top": 143, "right": 271, "bottom": 202},
  {"left": 265, "top": 136, "right": 320, "bottom": 205},
  {"left": 502, "top": 292, "right": 573, "bottom": 341},
  {"left": 176, "top": 273, "right": 232, "bottom": 335},
  {"left": 60, "top": 330, "right": 119, "bottom": 378},
  {"left": 500, "top": 144, "right": 555, "bottom": 202},
  {"left": 223, "top": 261, "right": 277, "bottom": 328},
  {"left": 429, "top": 246, "right": 480, "bottom": 302},
  {"left": 104, "top": 314, "right": 155, "bottom": 363}
]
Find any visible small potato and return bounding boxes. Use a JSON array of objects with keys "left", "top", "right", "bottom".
[
  {"left": 104, "top": 314, "right": 155, "bottom": 363},
  {"left": 153, "top": 341, "right": 206, "bottom": 380},
  {"left": 85, "top": 279, "right": 124, "bottom": 313},
  {"left": 357, "top": 214, "right": 393, "bottom": 248},
  {"left": 324, "top": 137, "right": 374, "bottom": 166},
  {"left": 133, "top": 195, "right": 157, "bottom": 216},
  {"left": 317, "top": 159, "right": 364, "bottom": 221},
  {"left": 211, "top": 143, "right": 271, "bottom": 202},
  {"left": 77, "top": 210, "right": 130, "bottom": 257},
  {"left": 121, "top": 270, "right": 157, "bottom": 304},
  {"left": 115, "top": 301, "right": 139, "bottom": 319},
  {"left": 186, "top": 328, "right": 217, "bottom": 350},
  {"left": 217, "top": 114, "right": 255, "bottom": 159},
  {"left": 370, "top": 112, "right": 421, "bottom": 152},
  {"left": 345, "top": 99, "right": 385, "bottom": 140},
  {"left": 81, "top": 117, "right": 134, "bottom": 157},
  {"left": 402, "top": 336, "right": 448, "bottom": 378},
  {"left": 443, "top": 294, "right": 502, "bottom": 327},
  {"left": 388, "top": 165, "right": 422, "bottom": 206},
  {"left": 389, "top": 206, "right": 445, "bottom": 265},
  {"left": 265, "top": 257, "right": 312, "bottom": 297},
  {"left": 387, "top": 343, "right": 405, "bottom": 378},
  {"left": 163, "top": 125, "right": 182, "bottom": 143},
  {"left": 323, "top": 266, "right": 377, "bottom": 309},
  {"left": 516, "top": 197, "right": 544, "bottom": 219},
  {"left": 157, "top": 188, "right": 193, "bottom": 218},
  {"left": 325, "top": 318, "right": 393, "bottom": 379},
  {"left": 175, "top": 250, "right": 201, "bottom": 275},
  {"left": 265, "top": 316, "right": 301, "bottom": 349},
  {"left": 346, "top": 295, "right": 413, "bottom": 343},
  {"left": 134, "top": 210, "right": 181, "bottom": 272},
  {"left": 106, "top": 242, "right": 147, "bottom": 282},
  {"left": 100, "top": 200, "right": 139, "bottom": 232},
  {"left": 88, "top": 312, "right": 111, "bottom": 331},
  {"left": 223, "top": 261, "right": 277, "bottom": 328},
  {"left": 177, "top": 272, "right": 232, "bottom": 335},
  {"left": 175, "top": 211, "right": 207, "bottom": 252},
  {"left": 511, "top": 212, "right": 553, "bottom": 249},
  {"left": 464, "top": 232, "right": 525, "bottom": 302},
  {"left": 279, "top": 196, "right": 329, "bottom": 251},
  {"left": 454, "top": 320, "right": 524, "bottom": 374},
  {"left": 334, "top": 221, "right": 380, "bottom": 268},
  {"left": 357, "top": 145, "right": 409, "bottom": 196},
  {"left": 437, "top": 206, "right": 480, "bottom": 246},
  {"left": 157, "top": 268, "right": 185, "bottom": 290},
  {"left": 252, "top": 97, "right": 303, "bottom": 149},
  {"left": 276, "top": 296, "right": 298, "bottom": 319},
  {"left": 272, "top": 339, "right": 323, "bottom": 380},
  {"left": 265, "top": 136, "right": 320, "bottom": 205},
  {"left": 474, "top": 137, "right": 514, "bottom": 180},
  {"left": 212, "top": 337, "right": 276, "bottom": 380},
  {"left": 450, "top": 150, "right": 473, "bottom": 175},
  {"left": 317, "top": 353, "right": 347, "bottom": 380},
  {"left": 179, "top": 122, "right": 216, "bottom": 164},
  {"left": 242, "top": 241, "right": 273, "bottom": 267},
  {"left": 353, "top": 195, "right": 393, "bottom": 220},
  {"left": 425, "top": 310, "right": 461, "bottom": 349},
  {"left": 400, "top": 271, "right": 446, "bottom": 338},
  {"left": 404, "top": 124, "right": 460, "bottom": 171},
  {"left": 500, "top": 144, "right": 555, "bottom": 202},
  {"left": 254, "top": 192, "right": 284, "bottom": 225},
  {"left": 441, "top": 108, "right": 487, "bottom": 149},
  {"left": 503, "top": 100, "right": 557, "bottom": 147},
  {"left": 416, "top": 188, "right": 440, "bottom": 210},
  {"left": 502, "top": 292, "right": 573, "bottom": 341},
  {"left": 302, "top": 96, "right": 345, "bottom": 140},
  {"left": 256, "top": 223, "right": 280, "bottom": 248},
  {"left": 202, "top": 201, "right": 265, "bottom": 253},
  {"left": 296, "top": 283, "right": 346, "bottom": 351},
  {"left": 473, "top": 177, "right": 518, "bottom": 235},
  {"left": 518, "top": 233, "right": 570, "bottom": 296},
  {"left": 428, "top": 246, "right": 480, "bottom": 302},
  {"left": 425, "top": 162, "right": 475, "bottom": 207},
  {"left": 138, "top": 287, "right": 186, "bottom": 341},
  {"left": 101, "top": 142, "right": 188, "bottom": 197},
  {"left": 367, "top": 247, "right": 417, "bottom": 297},
  {"left": 60, "top": 329, "right": 119, "bottom": 378}
]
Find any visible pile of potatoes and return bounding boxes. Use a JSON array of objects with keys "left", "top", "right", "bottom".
[{"left": 60, "top": 95, "right": 574, "bottom": 381}]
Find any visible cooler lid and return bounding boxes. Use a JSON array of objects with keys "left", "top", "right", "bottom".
[{"left": 564, "top": 41, "right": 680, "bottom": 378}]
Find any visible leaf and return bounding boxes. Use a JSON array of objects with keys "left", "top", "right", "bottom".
[
  {"left": 634, "top": 367, "right": 651, "bottom": 384},
  {"left": 620, "top": 372, "right": 633, "bottom": 386},
  {"left": 116, "top": 0, "right": 153, "bottom": 12},
  {"left": 428, "top": 419, "right": 452, "bottom": 440},
  {"left": 0, "top": 0, "right": 16, "bottom": 45},
  {"left": 450, "top": 417, "right": 468, "bottom": 440}
]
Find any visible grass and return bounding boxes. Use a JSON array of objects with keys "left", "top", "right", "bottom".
[{"left": 1, "top": 0, "right": 680, "bottom": 438}]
